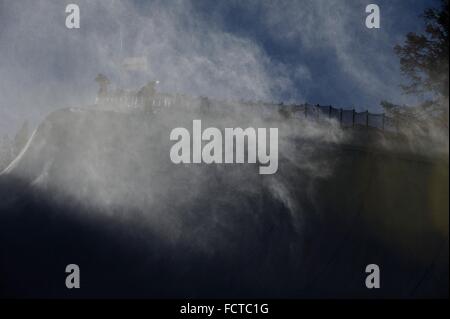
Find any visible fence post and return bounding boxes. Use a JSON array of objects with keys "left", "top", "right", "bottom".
[
  {"left": 352, "top": 109, "right": 355, "bottom": 127},
  {"left": 366, "top": 111, "right": 369, "bottom": 127},
  {"left": 340, "top": 108, "right": 343, "bottom": 124},
  {"left": 329, "top": 105, "right": 332, "bottom": 118},
  {"left": 305, "top": 104, "right": 307, "bottom": 118},
  {"left": 382, "top": 113, "right": 385, "bottom": 131}
]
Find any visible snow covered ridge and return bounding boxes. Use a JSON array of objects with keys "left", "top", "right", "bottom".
[
  {"left": 0, "top": 104, "right": 344, "bottom": 211},
  {"left": 0, "top": 105, "right": 447, "bottom": 298},
  {"left": 0, "top": 128, "right": 38, "bottom": 176},
  {"left": 0, "top": 76, "right": 446, "bottom": 189}
]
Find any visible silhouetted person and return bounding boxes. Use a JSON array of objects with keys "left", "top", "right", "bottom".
[
  {"left": 138, "top": 80, "right": 159, "bottom": 112},
  {"left": 95, "top": 73, "right": 110, "bottom": 99}
]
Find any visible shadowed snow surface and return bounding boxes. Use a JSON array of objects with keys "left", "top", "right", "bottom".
[{"left": 0, "top": 106, "right": 448, "bottom": 298}]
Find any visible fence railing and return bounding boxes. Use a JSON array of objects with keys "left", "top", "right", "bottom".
[
  {"left": 96, "top": 93, "right": 397, "bottom": 132},
  {"left": 282, "top": 104, "right": 395, "bottom": 131},
  {"left": 96, "top": 93, "right": 200, "bottom": 109}
]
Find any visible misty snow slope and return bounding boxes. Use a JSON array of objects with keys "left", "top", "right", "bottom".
[{"left": 0, "top": 105, "right": 448, "bottom": 298}]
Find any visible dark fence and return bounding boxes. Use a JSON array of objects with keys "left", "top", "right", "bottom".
[
  {"left": 286, "top": 104, "right": 394, "bottom": 132},
  {"left": 96, "top": 92, "right": 395, "bottom": 132}
]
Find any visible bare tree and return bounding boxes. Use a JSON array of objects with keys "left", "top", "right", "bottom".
[{"left": 395, "top": 0, "right": 449, "bottom": 99}]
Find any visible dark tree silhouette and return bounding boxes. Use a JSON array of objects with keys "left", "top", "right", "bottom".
[
  {"left": 395, "top": 0, "right": 449, "bottom": 99},
  {"left": 382, "top": 0, "right": 449, "bottom": 134}
]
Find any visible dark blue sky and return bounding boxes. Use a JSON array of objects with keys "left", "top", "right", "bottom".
[
  {"left": 0, "top": 0, "right": 441, "bottom": 135},
  {"left": 183, "top": 0, "right": 438, "bottom": 108}
]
